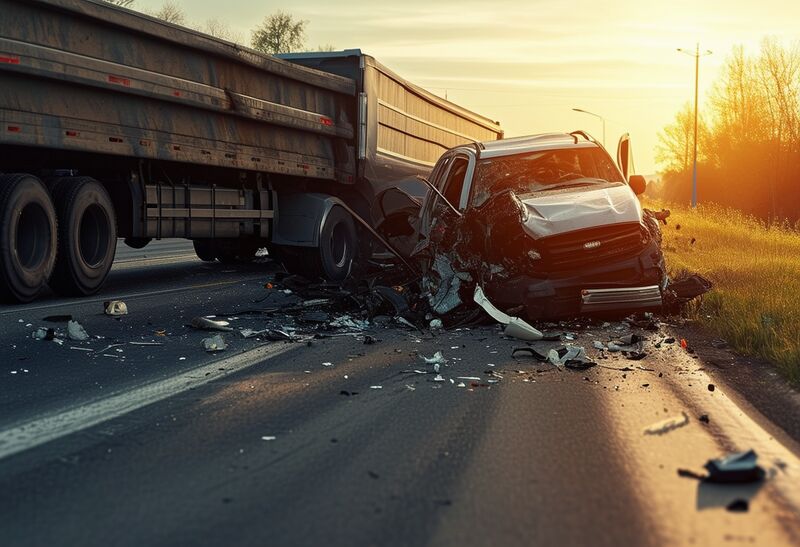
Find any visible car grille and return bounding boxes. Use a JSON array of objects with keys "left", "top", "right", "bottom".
[{"left": 538, "top": 223, "right": 646, "bottom": 272}]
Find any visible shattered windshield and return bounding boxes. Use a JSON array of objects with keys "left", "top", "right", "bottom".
[{"left": 471, "top": 146, "right": 624, "bottom": 207}]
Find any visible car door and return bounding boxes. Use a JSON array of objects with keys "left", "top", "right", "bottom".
[{"left": 617, "top": 133, "right": 631, "bottom": 180}]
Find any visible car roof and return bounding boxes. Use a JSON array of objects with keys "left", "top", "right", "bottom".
[{"left": 455, "top": 133, "right": 601, "bottom": 159}]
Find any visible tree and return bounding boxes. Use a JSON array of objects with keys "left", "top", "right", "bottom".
[
  {"left": 251, "top": 11, "right": 307, "bottom": 55},
  {"left": 656, "top": 103, "right": 704, "bottom": 173},
  {"left": 148, "top": 1, "right": 186, "bottom": 25},
  {"left": 202, "top": 18, "right": 244, "bottom": 43}
]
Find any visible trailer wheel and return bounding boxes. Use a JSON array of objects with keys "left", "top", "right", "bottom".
[
  {"left": 49, "top": 178, "right": 117, "bottom": 296},
  {"left": 193, "top": 239, "right": 216, "bottom": 262},
  {"left": 0, "top": 174, "right": 57, "bottom": 303}
]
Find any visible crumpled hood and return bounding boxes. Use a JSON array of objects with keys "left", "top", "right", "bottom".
[{"left": 520, "top": 183, "right": 643, "bottom": 239}]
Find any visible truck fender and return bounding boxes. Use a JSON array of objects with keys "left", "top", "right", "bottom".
[{"left": 271, "top": 193, "right": 343, "bottom": 248}]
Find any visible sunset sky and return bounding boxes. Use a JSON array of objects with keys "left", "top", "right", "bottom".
[{"left": 133, "top": 0, "right": 800, "bottom": 174}]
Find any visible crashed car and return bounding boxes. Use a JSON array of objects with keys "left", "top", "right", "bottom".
[{"left": 377, "top": 131, "right": 668, "bottom": 321}]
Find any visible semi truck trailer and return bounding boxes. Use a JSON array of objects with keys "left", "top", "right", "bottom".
[{"left": 0, "top": 0, "right": 502, "bottom": 302}]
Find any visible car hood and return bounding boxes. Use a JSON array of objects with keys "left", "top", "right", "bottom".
[{"left": 520, "top": 183, "right": 643, "bottom": 239}]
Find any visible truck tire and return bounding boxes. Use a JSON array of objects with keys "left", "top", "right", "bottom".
[
  {"left": 0, "top": 174, "right": 58, "bottom": 303},
  {"left": 318, "top": 206, "right": 356, "bottom": 280},
  {"left": 193, "top": 239, "right": 216, "bottom": 262},
  {"left": 49, "top": 177, "right": 117, "bottom": 296},
  {"left": 279, "top": 206, "right": 356, "bottom": 281}
]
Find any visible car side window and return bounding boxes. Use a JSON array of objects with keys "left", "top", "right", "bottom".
[
  {"left": 441, "top": 156, "right": 469, "bottom": 208},
  {"left": 431, "top": 156, "right": 452, "bottom": 189},
  {"left": 592, "top": 149, "right": 624, "bottom": 182}
]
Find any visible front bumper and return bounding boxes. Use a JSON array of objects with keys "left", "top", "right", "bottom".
[
  {"left": 580, "top": 285, "right": 662, "bottom": 313},
  {"left": 484, "top": 239, "right": 666, "bottom": 320}
]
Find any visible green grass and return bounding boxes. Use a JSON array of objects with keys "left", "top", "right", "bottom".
[{"left": 647, "top": 200, "right": 800, "bottom": 385}]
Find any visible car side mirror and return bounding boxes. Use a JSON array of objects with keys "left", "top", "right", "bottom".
[{"left": 628, "top": 174, "right": 647, "bottom": 195}]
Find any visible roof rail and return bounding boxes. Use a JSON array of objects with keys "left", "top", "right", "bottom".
[{"left": 569, "top": 130, "right": 597, "bottom": 143}]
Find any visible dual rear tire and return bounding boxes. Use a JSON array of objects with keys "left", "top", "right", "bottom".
[{"left": 0, "top": 174, "right": 116, "bottom": 303}]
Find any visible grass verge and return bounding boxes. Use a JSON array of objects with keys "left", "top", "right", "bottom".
[{"left": 646, "top": 200, "right": 800, "bottom": 386}]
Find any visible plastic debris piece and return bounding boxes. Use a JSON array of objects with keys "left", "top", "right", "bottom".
[
  {"left": 457, "top": 382, "right": 466, "bottom": 388},
  {"left": 547, "top": 345, "right": 587, "bottom": 370},
  {"left": 322, "top": 362, "right": 334, "bottom": 367},
  {"left": 69, "top": 347, "right": 93, "bottom": 352},
  {"left": 191, "top": 317, "right": 233, "bottom": 332},
  {"left": 395, "top": 316, "right": 418, "bottom": 330},
  {"left": 370, "top": 385, "right": 383, "bottom": 390},
  {"left": 405, "top": 384, "right": 416, "bottom": 391},
  {"left": 240, "top": 328, "right": 268, "bottom": 339},
  {"left": 473, "top": 286, "right": 543, "bottom": 341},
  {"left": 104, "top": 300, "right": 128, "bottom": 316},
  {"left": 456, "top": 376, "right": 481, "bottom": 381},
  {"left": 429, "top": 319, "right": 443, "bottom": 330},
  {"left": 643, "top": 411, "right": 690, "bottom": 435},
  {"left": 432, "top": 374, "right": 445, "bottom": 382},
  {"left": 422, "top": 351, "right": 445, "bottom": 365},
  {"left": 261, "top": 436, "right": 276, "bottom": 441},
  {"left": 67, "top": 320, "right": 90, "bottom": 341},
  {"left": 433, "top": 363, "right": 441, "bottom": 373},
  {"left": 511, "top": 347, "right": 548, "bottom": 361},
  {"left": 32, "top": 327, "right": 55, "bottom": 341},
  {"left": 201, "top": 334, "right": 227, "bottom": 352},
  {"left": 680, "top": 338, "right": 688, "bottom": 349},
  {"left": 593, "top": 340, "right": 606, "bottom": 350},
  {"left": 704, "top": 450, "right": 765, "bottom": 483}
]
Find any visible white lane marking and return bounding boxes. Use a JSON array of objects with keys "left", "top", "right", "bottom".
[
  {"left": 112, "top": 253, "right": 198, "bottom": 267},
  {"left": 0, "top": 343, "right": 296, "bottom": 461},
  {"left": 0, "top": 277, "right": 266, "bottom": 316}
]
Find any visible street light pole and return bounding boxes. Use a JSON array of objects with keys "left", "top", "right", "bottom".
[
  {"left": 678, "top": 43, "right": 712, "bottom": 208},
  {"left": 572, "top": 108, "right": 605, "bottom": 147}
]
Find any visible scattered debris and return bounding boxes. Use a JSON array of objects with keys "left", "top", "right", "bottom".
[
  {"left": 104, "top": 300, "right": 128, "bottom": 316},
  {"left": 511, "top": 347, "right": 548, "bottom": 361},
  {"left": 422, "top": 352, "right": 445, "bottom": 365},
  {"left": 644, "top": 412, "right": 690, "bottom": 435},
  {"left": 261, "top": 436, "right": 276, "bottom": 441},
  {"left": 474, "top": 286, "right": 543, "bottom": 341},
  {"left": 546, "top": 346, "right": 595, "bottom": 370},
  {"left": 191, "top": 317, "right": 233, "bottom": 332},
  {"left": 429, "top": 319, "right": 443, "bottom": 330},
  {"left": 433, "top": 374, "right": 445, "bottom": 382},
  {"left": 201, "top": 334, "right": 227, "bottom": 352},
  {"left": 704, "top": 450, "right": 765, "bottom": 484},
  {"left": 708, "top": 383, "right": 716, "bottom": 392},
  {"left": 32, "top": 327, "right": 55, "bottom": 341},
  {"left": 699, "top": 414, "right": 710, "bottom": 424},
  {"left": 67, "top": 320, "right": 90, "bottom": 341}
]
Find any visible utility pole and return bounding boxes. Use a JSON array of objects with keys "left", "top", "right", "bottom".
[
  {"left": 572, "top": 108, "right": 605, "bottom": 147},
  {"left": 678, "top": 43, "right": 712, "bottom": 208}
]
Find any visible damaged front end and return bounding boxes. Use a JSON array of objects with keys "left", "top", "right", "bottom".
[{"left": 470, "top": 187, "right": 669, "bottom": 320}]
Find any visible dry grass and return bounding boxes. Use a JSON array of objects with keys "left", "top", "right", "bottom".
[{"left": 645, "top": 200, "right": 800, "bottom": 385}]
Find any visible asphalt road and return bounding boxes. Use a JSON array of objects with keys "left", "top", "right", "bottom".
[{"left": 1, "top": 239, "right": 799, "bottom": 546}]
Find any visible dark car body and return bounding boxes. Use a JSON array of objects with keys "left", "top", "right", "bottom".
[{"left": 378, "top": 132, "right": 667, "bottom": 320}]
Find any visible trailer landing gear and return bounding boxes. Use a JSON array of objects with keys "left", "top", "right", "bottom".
[{"left": 0, "top": 174, "right": 57, "bottom": 303}]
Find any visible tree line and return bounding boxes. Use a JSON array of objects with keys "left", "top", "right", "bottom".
[
  {"left": 102, "top": 0, "right": 332, "bottom": 54},
  {"left": 653, "top": 39, "right": 800, "bottom": 223}
]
